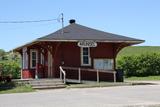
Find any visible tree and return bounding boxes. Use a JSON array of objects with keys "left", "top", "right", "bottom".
[
  {"left": 0, "top": 49, "right": 6, "bottom": 60},
  {"left": 0, "top": 49, "right": 21, "bottom": 78}
]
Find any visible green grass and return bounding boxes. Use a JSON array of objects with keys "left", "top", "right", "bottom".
[
  {"left": 125, "top": 76, "right": 160, "bottom": 81},
  {"left": 117, "top": 46, "right": 160, "bottom": 59},
  {"left": 0, "top": 82, "right": 34, "bottom": 94}
]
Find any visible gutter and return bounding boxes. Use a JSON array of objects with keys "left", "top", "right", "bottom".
[{"left": 13, "top": 39, "right": 144, "bottom": 52}]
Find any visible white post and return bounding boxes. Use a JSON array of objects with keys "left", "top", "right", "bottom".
[
  {"left": 60, "top": 70, "right": 62, "bottom": 79},
  {"left": 35, "top": 65, "right": 38, "bottom": 79},
  {"left": 97, "top": 70, "right": 99, "bottom": 83},
  {"left": 113, "top": 72, "right": 116, "bottom": 82},
  {"left": 78, "top": 68, "right": 81, "bottom": 83},
  {"left": 35, "top": 50, "right": 38, "bottom": 79},
  {"left": 60, "top": 66, "right": 66, "bottom": 84},
  {"left": 64, "top": 75, "right": 66, "bottom": 84}
]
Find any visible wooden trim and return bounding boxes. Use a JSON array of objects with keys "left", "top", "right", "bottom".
[
  {"left": 48, "top": 50, "right": 53, "bottom": 78},
  {"left": 13, "top": 39, "right": 144, "bottom": 52},
  {"left": 40, "top": 53, "right": 44, "bottom": 65},
  {"left": 37, "top": 39, "right": 144, "bottom": 44},
  {"left": 62, "top": 66, "right": 116, "bottom": 74},
  {"left": 78, "top": 68, "right": 81, "bottom": 83}
]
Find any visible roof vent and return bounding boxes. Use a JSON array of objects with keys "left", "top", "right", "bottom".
[{"left": 69, "top": 19, "right": 76, "bottom": 24}]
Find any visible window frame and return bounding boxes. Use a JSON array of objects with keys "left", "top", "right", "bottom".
[
  {"left": 30, "top": 49, "right": 38, "bottom": 69},
  {"left": 81, "top": 47, "right": 91, "bottom": 66}
]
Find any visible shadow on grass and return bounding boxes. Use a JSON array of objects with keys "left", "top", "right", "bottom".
[
  {"left": 0, "top": 81, "right": 34, "bottom": 94},
  {"left": 0, "top": 82, "right": 16, "bottom": 91}
]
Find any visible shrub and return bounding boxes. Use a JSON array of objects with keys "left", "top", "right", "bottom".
[
  {"left": 0, "top": 61, "right": 21, "bottom": 79},
  {"left": 117, "top": 53, "right": 160, "bottom": 77}
]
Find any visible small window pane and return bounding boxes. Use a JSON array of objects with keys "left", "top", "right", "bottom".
[
  {"left": 32, "top": 52, "right": 36, "bottom": 59},
  {"left": 32, "top": 60, "right": 36, "bottom": 67},
  {"left": 83, "top": 56, "right": 89, "bottom": 64},
  {"left": 83, "top": 48, "right": 88, "bottom": 55}
]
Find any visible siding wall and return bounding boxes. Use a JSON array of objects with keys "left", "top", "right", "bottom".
[
  {"left": 22, "top": 42, "right": 117, "bottom": 81},
  {"left": 54, "top": 42, "right": 116, "bottom": 81}
]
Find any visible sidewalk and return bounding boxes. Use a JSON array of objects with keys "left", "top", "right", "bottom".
[
  {"left": 125, "top": 80, "right": 160, "bottom": 85},
  {"left": 1, "top": 84, "right": 160, "bottom": 107}
]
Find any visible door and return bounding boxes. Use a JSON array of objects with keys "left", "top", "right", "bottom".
[{"left": 48, "top": 51, "right": 53, "bottom": 78}]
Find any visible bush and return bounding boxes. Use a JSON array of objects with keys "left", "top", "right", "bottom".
[
  {"left": 117, "top": 53, "right": 160, "bottom": 77},
  {"left": 0, "top": 61, "right": 21, "bottom": 79}
]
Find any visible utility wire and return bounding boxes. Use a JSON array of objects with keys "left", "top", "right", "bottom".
[
  {"left": 1, "top": 21, "right": 59, "bottom": 31},
  {"left": 0, "top": 18, "right": 59, "bottom": 24}
]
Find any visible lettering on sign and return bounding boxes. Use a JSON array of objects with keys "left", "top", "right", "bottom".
[{"left": 78, "top": 40, "right": 97, "bottom": 47}]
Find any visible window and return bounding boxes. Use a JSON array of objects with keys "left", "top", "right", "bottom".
[
  {"left": 30, "top": 50, "right": 37, "bottom": 69},
  {"left": 81, "top": 47, "right": 91, "bottom": 66},
  {"left": 94, "top": 59, "right": 113, "bottom": 70}
]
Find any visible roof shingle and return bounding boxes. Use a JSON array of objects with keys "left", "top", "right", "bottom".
[
  {"left": 37, "top": 23, "right": 144, "bottom": 43},
  {"left": 14, "top": 22, "right": 144, "bottom": 51}
]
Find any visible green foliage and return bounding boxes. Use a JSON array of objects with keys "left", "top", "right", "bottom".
[
  {"left": 117, "top": 53, "right": 160, "bottom": 77},
  {"left": 0, "top": 49, "right": 5, "bottom": 56},
  {"left": 0, "top": 61, "right": 21, "bottom": 79},
  {"left": 0, "top": 49, "right": 21, "bottom": 79},
  {"left": 0, "top": 49, "right": 6, "bottom": 60}
]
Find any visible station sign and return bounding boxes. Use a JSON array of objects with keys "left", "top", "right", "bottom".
[{"left": 78, "top": 40, "right": 97, "bottom": 47}]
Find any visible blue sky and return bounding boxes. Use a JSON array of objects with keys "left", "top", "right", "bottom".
[{"left": 0, "top": 0, "right": 160, "bottom": 51}]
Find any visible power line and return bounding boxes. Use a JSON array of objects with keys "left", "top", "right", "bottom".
[
  {"left": 1, "top": 21, "right": 59, "bottom": 31},
  {"left": 0, "top": 18, "right": 59, "bottom": 24}
]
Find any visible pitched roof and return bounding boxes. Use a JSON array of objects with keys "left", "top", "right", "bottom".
[
  {"left": 37, "top": 23, "right": 144, "bottom": 43},
  {"left": 13, "top": 22, "right": 144, "bottom": 51}
]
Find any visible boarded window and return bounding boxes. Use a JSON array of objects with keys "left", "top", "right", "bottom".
[{"left": 94, "top": 59, "right": 113, "bottom": 70}]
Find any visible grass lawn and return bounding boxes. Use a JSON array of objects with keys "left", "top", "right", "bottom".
[
  {"left": 117, "top": 46, "right": 160, "bottom": 58},
  {"left": 0, "top": 82, "right": 34, "bottom": 94},
  {"left": 125, "top": 76, "right": 160, "bottom": 81}
]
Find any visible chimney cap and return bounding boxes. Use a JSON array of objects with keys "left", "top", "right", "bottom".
[{"left": 69, "top": 19, "right": 76, "bottom": 24}]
